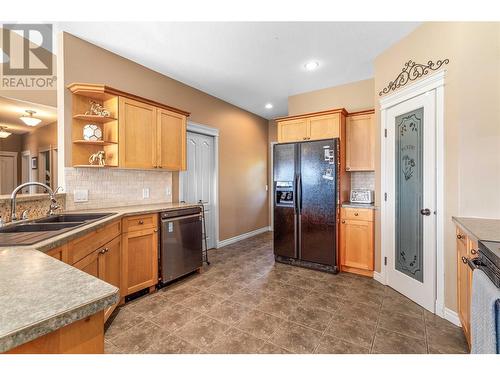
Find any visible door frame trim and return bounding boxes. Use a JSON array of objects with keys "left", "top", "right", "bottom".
[
  {"left": 379, "top": 70, "right": 446, "bottom": 319},
  {"left": 179, "top": 121, "right": 220, "bottom": 249}
]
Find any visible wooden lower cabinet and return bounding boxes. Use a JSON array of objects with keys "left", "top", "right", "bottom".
[
  {"left": 122, "top": 214, "right": 159, "bottom": 297},
  {"left": 6, "top": 311, "right": 104, "bottom": 354},
  {"left": 340, "top": 207, "right": 374, "bottom": 276},
  {"left": 456, "top": 226, "right": 478, "bottom": 349},
  {"left": 72, "top": 234, "right": 122, "bottom": 322}
]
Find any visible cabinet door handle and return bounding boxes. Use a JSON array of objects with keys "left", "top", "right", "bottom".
[
  {"left": 138, "top": 220, "right": 144, "bottom": 225},
  {"left": 457, "top": 234, "right": 463, "bottom": 240},
  {"left": 341, "top": 220, "right": 345, "bottom": 224},
  {"left": 354, "top": 212, "right": 359, "bottom": 216},
  {"left": 346, "top": 167, "right": 351, "bottom": 171},
  {"left": 461, "top": 256, "right": 468, "bottom": 264},
  {"left": 99, "top": 249, "right": 106, "bottom": 254},
  {"left": 471, "top": 249, "right": 478, "bottom": 255},
  {"left": 153, "top": 229, "right": 158, "bottom": 233}
]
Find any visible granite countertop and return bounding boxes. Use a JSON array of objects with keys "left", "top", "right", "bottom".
[
  {"left": 0, "top": 201, "right": 200, "bottom": 353},
  {"left": 452, "top": 216, "right": 500, "bottom": 243},
  {"left": 341, "top": 201, "right": 377, "bottom": 210},
  {"left": 0, "top": 248, "right": 119, "bottom": 352},
  {"left": 2, "top": 201, "right": 201, "bottom": 254}
]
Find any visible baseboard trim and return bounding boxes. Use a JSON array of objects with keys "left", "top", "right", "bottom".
[
  {"left": 216, "top": 226, "right": 271, "bottom": 249},
  {"left": 444, "top": 307, "right": 461, "bottom": 327},
  {"left": 373, "top": 271, "right": 385, "bottom": 285}
]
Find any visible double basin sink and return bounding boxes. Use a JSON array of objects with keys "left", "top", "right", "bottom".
[{"left": 0, "top": 213, "right": 115, "bottom": 246}]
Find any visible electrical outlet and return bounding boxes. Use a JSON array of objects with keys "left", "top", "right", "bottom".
[
  {"left": 74, "top": 189, "right": 89, "bottom": 203},
  {"left": 142, "top": 188, "right": 150, "bottom": 199},
  {"left": 166, "top": 187, "right": 171, "bottom": 196}
]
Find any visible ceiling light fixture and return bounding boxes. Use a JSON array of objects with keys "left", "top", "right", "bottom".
[
  {"left": 304, "top": 61, "right": 320, "bottom": 71},
  {"left": 265, "top": 103, "right": 273, "bottom": 109},
  {"left": 19, "top": 110, "right": 41, "bottom": 126},
  {"left": 0, "top": 126, "right": 11, "bottom": 138}
]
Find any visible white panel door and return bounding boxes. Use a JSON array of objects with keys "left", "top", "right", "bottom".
[
  {"left": 0, "top": 152, "right": 17, "bottom": 195},
  {"left": 180, "top": 132, "right": 215, "bottom": 249}
]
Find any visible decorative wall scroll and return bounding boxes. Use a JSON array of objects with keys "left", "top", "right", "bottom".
[{"left": 378, "top": 59, "right": 449, "bottom": 96}]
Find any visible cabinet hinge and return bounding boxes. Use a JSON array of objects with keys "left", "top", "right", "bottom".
[
  {"left": 384, "top": 129, "right": 387, "bottom": 138},
  {"left": 384, "top": 257, "right": 388, "bottom": 266},
  {"left": 384, "top": 192, "right": 387, "bottom": 201}
]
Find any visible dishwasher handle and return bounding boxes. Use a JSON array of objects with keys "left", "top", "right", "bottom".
[{"left": 161, "top": 213, "right": 201, "bottom": 222}]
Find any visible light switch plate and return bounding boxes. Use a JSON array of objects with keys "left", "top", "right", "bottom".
[
  {"left": 142, "top": 188, "right": 150, "bottom": 199},
  {"left": 74, "top": 189, "right": 89, "bottom": 203}
]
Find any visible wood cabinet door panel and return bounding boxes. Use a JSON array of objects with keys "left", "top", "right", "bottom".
[
  {"left": 157, "top": 109, "right": 186, "bottom": 170},
  {"left": 309, "top": 113, "right": 340, "bottom": 140},
  {"left": 123, "top": 228, "right": 158, "bottom": 295},
  {"left": 100, "top": 235, "right": 121, "bottom": 321},
  {"left": 278, "top": 119, "right": 309, "bottom": 143},
  {"left": 73, "top": 249, "right": 100, "bottom": 278},
  {"left": 119, "top": 97, "right": 157, "bottom": 169},
  {"left": 341, "top": 219, "right": 374, "bottom": 271},
  {"left": 346, "top": 113, "right": 375, "bottom": 171}
]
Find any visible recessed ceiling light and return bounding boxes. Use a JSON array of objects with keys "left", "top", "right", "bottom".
[
  {"left": 304, "top": 61, "right": 320, "bottom": 71},
  {"left": 265, "top": 103, "right": 273, "bottom": 109},
  {"left": 19, "top": 110, "right": 41, "bottom": 126}
]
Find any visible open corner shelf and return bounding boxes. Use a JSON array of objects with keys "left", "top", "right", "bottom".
[
  {"left": 73, "top": 114, "right": 118, "bottom": 123},
  {"left": 73, "top": 140, "right": 118, "bottom": 146}
]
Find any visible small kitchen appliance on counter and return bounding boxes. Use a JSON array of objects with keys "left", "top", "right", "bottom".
[{"left": 350, "top": 189, "right": 374, "bottom": 204}]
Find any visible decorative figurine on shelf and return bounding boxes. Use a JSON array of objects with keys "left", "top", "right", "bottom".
[
  {"left": 89, "top": 151, "right": 106, "bottom": 166},
  {"left": 85, "top": 100, "right": 111, "bottom": 117},
  {"left": 83, "top": 124, "right": 103, "bottom": 141}
]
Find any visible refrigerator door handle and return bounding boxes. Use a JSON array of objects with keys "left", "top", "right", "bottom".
[{"left": 297, "top": 174, "right": 302, "bottom": 213}]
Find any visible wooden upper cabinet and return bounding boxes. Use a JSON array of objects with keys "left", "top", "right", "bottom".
[
  {"left": 346, "top": 111, "right": 375, "bottom": 171},
  {"left": 278, "top": 118, "right": 309, "bottom": 143},
  {"left": 309, "top": 113, "right": 340, "bottom": 140},
  {"left": 276, "top": 109, "right": 344, "bottom": 143},
  {"left": 119, "top": 97, "right": 157, "bottom": 169},
  {"left": 157, "top": 108, "right": 187, "bottom": 171}
]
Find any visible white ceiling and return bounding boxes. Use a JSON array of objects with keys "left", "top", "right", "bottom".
[{"left": 54, "top": 22, "right": 420, "bottom": 119}]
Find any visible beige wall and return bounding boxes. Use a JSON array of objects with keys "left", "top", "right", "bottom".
[
  {"left": 21, "top": 122, "right": 57, "bottom": 157},
  {"left": 374, "top": 22, "right": 500, "bottom": 311},
  {"left": 288, "top": 78, "right": 375, "bottom": 116},
  {"left": 60, "top": 33, "right": 269, "bottom": 241},
  {"left": 268, "top": 78, "right": 375, "bottom": 144}
]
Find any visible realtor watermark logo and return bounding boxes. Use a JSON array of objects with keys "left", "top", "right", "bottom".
[{"left": 1, "top": 23, "right": 56, "bottom": 90}]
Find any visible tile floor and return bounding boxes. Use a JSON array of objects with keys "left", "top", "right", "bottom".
[{"left": 104, "top": 232, "right": 469, "bottom": 354}]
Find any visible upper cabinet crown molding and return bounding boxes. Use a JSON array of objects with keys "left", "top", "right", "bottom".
[
  {"left": 274, "top": 107, "right": 348, "bottom": 122},
  {"left": 67, "top": 83, "right": 190, "bottom": 117}
]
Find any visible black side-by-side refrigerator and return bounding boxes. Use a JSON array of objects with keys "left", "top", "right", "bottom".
[{"left": 273, "top": 139, "right": 338, "bottom": 270}]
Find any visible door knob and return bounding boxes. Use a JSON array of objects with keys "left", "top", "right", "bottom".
[{"left": 420, "top": 208, "right": 431, "bottom": 216}]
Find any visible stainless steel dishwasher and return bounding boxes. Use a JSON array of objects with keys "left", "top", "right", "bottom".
[{"left": 160, "top": 207, "right": 203, "bottom": 283}]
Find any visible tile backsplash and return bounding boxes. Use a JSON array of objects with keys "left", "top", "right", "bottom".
[
  {"left": 64, "top": 168, "right": 173, "bottom": 210},
  {"left": 0, "top": 194, "right": 66, "bottom": 223},
  {"left": 350, "top": 171, "right": 375, "bottom": 191}
]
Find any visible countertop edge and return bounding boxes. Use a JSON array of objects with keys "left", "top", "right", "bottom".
[
  {"left": 3, "top": 202, "right": 202, "bottom": 254},
  {"left": 452, "top": 216, "right": 500, "bottom": 243},
  {"left": 0, "top": 288, "right": 119, "bottom": 353}
]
